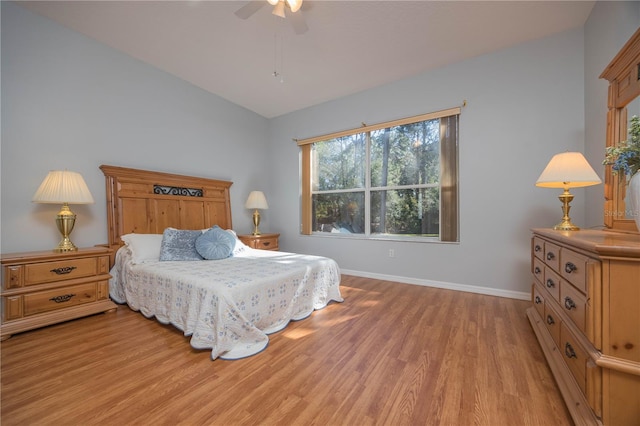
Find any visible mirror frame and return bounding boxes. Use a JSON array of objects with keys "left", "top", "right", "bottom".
[{"left": 600, "top": 27, "right": 640, "bottom": 233}]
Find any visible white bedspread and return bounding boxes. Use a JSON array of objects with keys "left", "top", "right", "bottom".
[{"left": 109, "top": 247, "right": 343, "bottom": 360}]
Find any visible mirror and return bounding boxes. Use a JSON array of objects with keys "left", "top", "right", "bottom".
[{"left": 600, "top": 28, "right": 640, "bottom": 233}]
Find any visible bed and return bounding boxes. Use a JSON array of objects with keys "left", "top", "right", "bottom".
[{"left": 101, "top": 165, "right": 343, "bottom": 360}]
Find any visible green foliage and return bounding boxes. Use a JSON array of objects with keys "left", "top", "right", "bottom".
[
  {"left": 313, "top": 118, "right": 441, "bottom": 236},
  {"left": 603, "top": 115, "right": 640, "bottom": 179}
]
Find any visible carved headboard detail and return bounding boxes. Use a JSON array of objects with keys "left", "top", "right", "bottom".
[{"left": 100, "top": 165, "right": 233, "bottom": 256}]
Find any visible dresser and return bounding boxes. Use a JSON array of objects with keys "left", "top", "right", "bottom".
[
  {"left": 1, "top": 247, "right": 117, "bottom": 340},
  {"left": 527, "top": 229, "right": 640, "bottom": 425},
  {"left": 238, "top": 233, "right": 280, "bottom": 251}
]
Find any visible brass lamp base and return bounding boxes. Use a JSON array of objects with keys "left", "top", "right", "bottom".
[
  {"left": 553, "top": 189, "right": 580, "bottom": 231},
  {"left": 252, "top": 209, "right": 262, "bottom": 235},
  {"left": 54, "top": 203, "right": 78, "bottom": 252}
]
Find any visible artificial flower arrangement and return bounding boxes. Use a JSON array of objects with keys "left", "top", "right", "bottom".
[{"left": 604, "top": 115, "right": 640, "bottom": 178}]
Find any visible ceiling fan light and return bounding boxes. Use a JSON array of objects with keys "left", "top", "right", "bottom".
[
  {"left": 286, "top": 0, "right": 303, "bottom": 13},
  {"left": 272, "top": 1, "right": 286, "bottom": 18},
  {"left": 267, "top": 0, "right": 279, "bottom": 5}
]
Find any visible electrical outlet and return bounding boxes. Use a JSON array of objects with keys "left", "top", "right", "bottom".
[{"left": 388, "top": 249, "right": 395, "bottom": 258}]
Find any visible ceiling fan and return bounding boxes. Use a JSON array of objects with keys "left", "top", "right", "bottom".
[{"left": 234, "top": 0, "right": 309, "bottom": 35}]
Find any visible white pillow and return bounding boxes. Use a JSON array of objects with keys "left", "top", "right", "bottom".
[
  {"left": 120, "top": 233, "right": 163, "bottom": 264},
  {"left": 227, "top": 229, "right": 249, "bottom": 255}
]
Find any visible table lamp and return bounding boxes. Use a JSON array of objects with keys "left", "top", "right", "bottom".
[
  {"left": 245, "top": 191, "right": 269, "bottom": 235},
  {"left": 32, "top": 170, "right": 95, "bottom": 251},
  {"left": 535, "top": 152, "right": 601, "bottom": 231}
]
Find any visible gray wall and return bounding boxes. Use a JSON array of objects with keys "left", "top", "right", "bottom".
[
  {"left": 1, "top": 2, "right": 270, "bottom": 253},
  {"left": 2, "top": 1, "right": 637, "bottom": 299}
]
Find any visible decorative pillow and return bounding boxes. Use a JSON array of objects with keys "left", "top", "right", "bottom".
[
  {"left": 159, "top": 228, "right": 204, "bottom": 261},
  {"left": 120, "top": 233, "right": 163, "bottom": 264},
  {"left": 196, "top": 226, "right": 236, "bottom": 260}
]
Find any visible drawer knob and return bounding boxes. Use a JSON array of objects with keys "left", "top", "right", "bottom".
[
  {"left": 534, "top": 245, "right": 542, "bottom": 252},
  {"left": 49, "top": 294, "right": 76, "bottom": 303},
  {"left": 564, "top": 297, "right": 576, "bottom": 310},
  {"left": 263, "top": 242, "right": 271, "bottom": 246},
  {"left": 50, "top": 266, "right": 77, "bottom": 275},
  {"left": 546, "top": 315, "right": 555, "bottom": 325},
  {"left": 546, "top": 252, "right": 555, "bottom": 261},
  {"left": 564, "top": 342, "right": 577, "bottom": 359},
  {"left": 564, "top": 262, "right": 577, "bottom": 274},
  {"left": 535, "top": 296, "right": 542, "bottom": 304},
  {"left": 534, "top": 266, "right": 541, "bottom": 275},
  {"left": 546, "top": 279, "right": 555, "bottom": 289}
]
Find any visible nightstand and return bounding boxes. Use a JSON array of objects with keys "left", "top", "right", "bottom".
[
  {"left": 1, "top": 246, "right": 117, "bottom": 340},
  {"left": 238, "top": 233, "right": 280, "bottom": 251}
]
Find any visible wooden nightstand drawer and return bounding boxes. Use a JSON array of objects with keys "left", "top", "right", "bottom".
[
  {"left": 238, "top": 233, "right": 280, "bottom": 251},
  {"left": 23, "top": 257, "right": 98, "bottom": 286},
  {"left": 23, "top": 282, "right": 97, "bottom": 316}
]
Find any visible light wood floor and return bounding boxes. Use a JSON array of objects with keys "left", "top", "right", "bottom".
[{"left": 1, "top": 275, "right": 572, "bottom": 426}]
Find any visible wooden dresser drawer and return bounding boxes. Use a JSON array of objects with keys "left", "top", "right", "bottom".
[
  {"left": 23, "top": 282, "right": 97, "bottom": 316},
  {"left": 543, "top": 266, "right": 561, "bottom": 302},
  {"left": 544, "top": 301, "right": 562, "bottom": 348},
  {"left": 544, "top": 241, "right": 561, "bottom": 272},
  {"left": 560, "top": 248, "right": 590, "bottom": 294},
  {"left": 560, "top": 280, "right": 587, "bottom": 333},
  {"left": 560, "top": 322, "right": 589, "bottom": 395},
  {"left": 532, "top": 283, "right": 545, "bottom": 319},
  {"left": 532, "top": 236, "right": 545, "bottom": 261},
  {"left": 532, "top": 257, "right": 544, "bottom": 284}
]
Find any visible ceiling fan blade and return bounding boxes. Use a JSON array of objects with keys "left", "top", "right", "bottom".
[
  {"left": 287, "top": 9, "right": 308, "bottom": 35},
  {"left": 234, "top": 1, "right": 265, "bottom": 20}
]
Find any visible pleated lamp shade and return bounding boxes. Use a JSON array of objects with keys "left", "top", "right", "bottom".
[{"left": 32, "top": 170, "right": 94, "bottom": 204}]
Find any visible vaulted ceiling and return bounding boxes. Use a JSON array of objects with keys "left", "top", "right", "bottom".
[{"left": 19, "top": 1, "right": 596, "bottom": 118}]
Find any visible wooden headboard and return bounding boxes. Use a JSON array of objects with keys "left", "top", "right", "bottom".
[{"left": 100, "top": 165, "right": 233, "bottom": 255}]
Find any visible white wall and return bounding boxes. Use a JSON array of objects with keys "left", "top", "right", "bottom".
[
  {"left": 583, "top": 1, "right": 640, "bottom": 227},
  {"left": 1, "top": 2, "right": 270, "bottom": 253},
  {"left": 269, "top": 28, "right": 587, "bottom": 298}
]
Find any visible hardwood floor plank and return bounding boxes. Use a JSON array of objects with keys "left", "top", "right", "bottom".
[{"left": 1, "top": 275, "right": 572, "bottom": 425}]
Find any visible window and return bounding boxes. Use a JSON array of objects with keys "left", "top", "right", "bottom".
[{"left": 299, "top": 108, "right": 460, "bottom": 242}]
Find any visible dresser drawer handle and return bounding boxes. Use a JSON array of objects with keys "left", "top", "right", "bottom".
[
  {"left": 49, "top": 294, "right": 76, "bottom": 303},
  {"left": 546, "top": 279, "right": 555, "bottom": 289},
  {"left": 534, "top": 266, "right": 541, "bottom": 275},
  {"left": 546, "top": 315, "right": 555, "bottom": 325},
  {"left": 262, "top": 241, "right": 271, "bottom": 246},
  {"left": 50, "top": 266, "right": 77, "bottom": 275},
  {"left": 564, "top": 262, "right": 577, "bottom": 274},
  {"left": 534, "top": 245, "right": 542, "bottom": 252},
  {"left": 546, "top": 252, "right": 555, "bottom": 261},
  {"left": 534, "top": 296, "right": 542, "bottom": 304},
  {"left": 564, "top": 297, "right": 576, "bottom": 310},
  {"left": 564, "top": 342, "right": 577, "bottom": 359}
]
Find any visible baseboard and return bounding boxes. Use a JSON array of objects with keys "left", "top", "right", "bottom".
[{"left": 339, "top": 269, "right": 530, "bottom": 300}]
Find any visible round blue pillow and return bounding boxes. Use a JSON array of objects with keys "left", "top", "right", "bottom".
[{"left": 195, "top": 226, "right": 235, "bottom": 260}]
